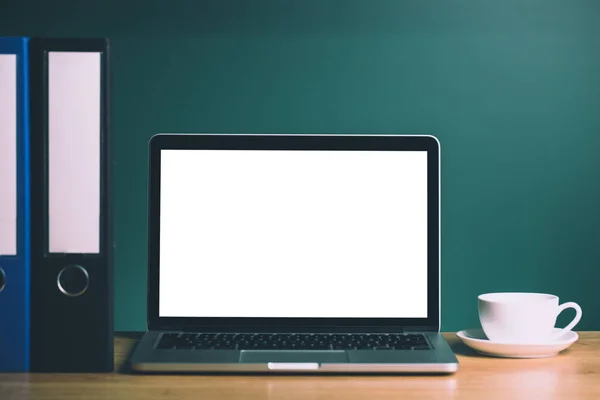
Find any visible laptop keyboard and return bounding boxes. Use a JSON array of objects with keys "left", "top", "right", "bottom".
[{"left": 156, "top": 333, "right": 431, "bottom": 351}]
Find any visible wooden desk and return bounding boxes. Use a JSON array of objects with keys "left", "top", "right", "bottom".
[{"left": 0, "top": 332, "right": 599, "bottom": 399}]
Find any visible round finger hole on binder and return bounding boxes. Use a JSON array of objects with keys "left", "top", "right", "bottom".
[
  {"left": 57, "top": 265, "right": 89, "bottom": 297},
  {"left": 0, "top": 268, "right": 6, "bottom": 293}
]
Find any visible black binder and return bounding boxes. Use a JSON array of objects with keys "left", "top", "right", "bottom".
[{"left": 29, "top": 38, "right": 113, "bottom": 372}]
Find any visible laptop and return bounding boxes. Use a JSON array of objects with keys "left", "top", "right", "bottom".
[{"left": 129, "top": 133, "right": 459, "bottom": 374}]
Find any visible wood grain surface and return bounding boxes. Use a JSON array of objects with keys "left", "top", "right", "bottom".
[{"left": 0, "top": 332, "right": 599, "bottom": 400}]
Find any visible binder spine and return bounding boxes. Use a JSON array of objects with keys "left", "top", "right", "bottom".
[
  {"left": 0, "top": 37, "right": 30, "bottom": 372},
  {"left": 29, "top": 38, "right": 113, "bottom": 372}
]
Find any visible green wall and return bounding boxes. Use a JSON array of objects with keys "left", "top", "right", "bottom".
[{"left": 2, "top": 0, "right": 599, "bottom": 332}]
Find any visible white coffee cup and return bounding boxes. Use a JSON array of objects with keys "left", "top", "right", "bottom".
[{"left": 478, "top": 292, "right": 582, "bottom": 343}]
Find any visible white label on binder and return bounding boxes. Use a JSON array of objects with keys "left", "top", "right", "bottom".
[
  {"left": 48, "top": 52, "right": 101, "bottom": 254},
  {"left": 0, "top": 55, "right": 17, "bottom": 256}
]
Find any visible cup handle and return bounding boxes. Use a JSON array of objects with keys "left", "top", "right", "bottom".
[{"left": 554, "top": 302, "right": 582, "bottom": 339}]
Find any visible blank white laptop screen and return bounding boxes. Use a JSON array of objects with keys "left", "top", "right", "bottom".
[{"left": 159, "top": 149, "right": 428, "bottom": 318}]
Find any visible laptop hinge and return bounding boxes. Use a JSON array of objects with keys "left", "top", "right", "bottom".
[{"left": 151, "top": 326, "right": 438, "bottom": 334}]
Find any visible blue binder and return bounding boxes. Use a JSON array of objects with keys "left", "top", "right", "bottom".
[{"left": 0, "top": 37, "right": 30, "bottom": 372}]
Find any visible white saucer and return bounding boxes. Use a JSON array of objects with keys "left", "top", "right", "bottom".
[{"left": 456, "top": 328, "right": 578, "bottom": 358}]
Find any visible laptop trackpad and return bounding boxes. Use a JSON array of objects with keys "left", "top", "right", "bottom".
[{"left": 239, "top": 351, "right": 348, "bottom": 364}]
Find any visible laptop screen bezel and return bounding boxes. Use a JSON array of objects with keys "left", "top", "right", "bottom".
[{"left": 147, "top": 134, "right": 440, "bottom": 332}]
